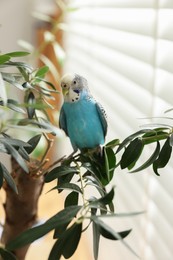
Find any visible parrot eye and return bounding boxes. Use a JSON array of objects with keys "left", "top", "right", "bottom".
[
  {"left": 73, "top": 80, "right": 76, "bottom": 84},
  {"left": 61, "top": 83, "right": 67, "bottom": 88}
]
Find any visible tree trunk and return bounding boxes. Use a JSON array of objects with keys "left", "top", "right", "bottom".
[{"left": 1, "top": 159, "right": 44, "bottom": 260}]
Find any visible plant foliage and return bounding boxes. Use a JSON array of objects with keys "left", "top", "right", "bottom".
[
  {"left": 0, "top": 51, "right": 59, "bottom": 192},
  {"left": 1, "top": 49, "right": 173, "bottom": 260}
]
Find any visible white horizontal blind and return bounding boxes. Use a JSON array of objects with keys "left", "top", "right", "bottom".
[{"left": 63, "top": 1, "right": 173, "bottom": 259}]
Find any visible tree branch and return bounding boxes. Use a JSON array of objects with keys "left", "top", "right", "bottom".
[{"left": 1, "top": 159, "right": 44, "bottom": 260}]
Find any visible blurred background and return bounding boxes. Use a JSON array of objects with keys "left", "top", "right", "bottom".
[{"left": 1, "top": 0, "right": 173, "bottom": 259}]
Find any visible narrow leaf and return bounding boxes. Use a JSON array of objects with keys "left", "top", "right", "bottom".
[
  {"left": 0, "top": 72, "right": 7, "bottom": 104},
  {"left": 99, "top": 225, "right": 131, "bottom": 240},
  {"left": 0, "top": 54, "right": 11, "bottom": 64},
  {"left": 106, "top": 139, "right": 120, "bottom": 149},
  {"left": 40, "top": 54, "right": 60, "bottom": 82},
  {"left": 169, "top": 133, "right": 173, "bottom": 146},
  {"left": 120, "top": 138, "right": 143, "bottom": 169},
  {"left": 153, "top": 137, "right": 172, "bottom": 175},
  {"left": 17, "top": 40, "right": 34, "bottom": 52},
  {"left": 35, "top": 66, "right": 49, "bottom": 78},
  {"left": 92, "top": 222, "right": 100, "bottom": 260},
  {"left": 48, "top": 183, "right": 82, "bottom": 194},
  {"left": 7, "top": 205, "right": 82, "bottom": 250},
  {"left": 91, "top": 187, "right": 115, "bottom": 206},
  {"left": 104, "top": 147, "right": 116, "bottom": 182},
  {"left": 0, "top": 247, "right": 17, "bottom": 260},
  {"left": 5, "top": 51, "right": 30, "bottom": 57},
  {"left": 48, "top": 223, "right": 82, "bottom": 260},
  {"left": 92, "top": 218, "right": 139, "bottom": 258},
  {"left": 32, "top": 11, "right": 52, "bottom": 22},
  {"left": 3, "top": 143, "right": 29, "bottom": 173},
  {"left": 27, "top": 92, "right": 35, "bottom": 119},
  {"left": 65, "top": 192, "right": 79, "bottom": 207},
  {"left": 45, "top": 166, "right": 78, "bottom": 182},
  {"left": 0, "top": 163, "right": 18, "bottom": 193},
  {"left": 52, "top": 42, "right": 66, "bottom": 66},
  {"left": 25, "top": 134, "right": 42, "bottom": 154},
  {"left": 7, "top": 99, "right": 26, "bottom": 113},
  {"left": 130, "top": 141, "right": 160, "bottom": 173},
  {"left": 116, "top": 129, "right": 150, "bottom": 153}
]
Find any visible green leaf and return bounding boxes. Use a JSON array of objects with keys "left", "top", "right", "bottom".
[
  {"left": 92, "top": 221, "right": 100, "bottom": 260},
  {"left": 169, "top": 133, "right": 173, "bottom": 146},
  {"left": 18, "top": 40, "right": 34, "bottom": 52},
  {"left": 18, "top": 146, "right": 30, "bottom": 162},
  {"left": 5, "top": 51, "right": 30, "bottom": 57},
  {"left": 52, "top": 42, "right": 66, "bottom": 66},
  {"left": 117, "top": 129, "right": 150, "bottom": 154},
  {"left": 92, "top": 218, "right": 139, "bottom": 258},
  {"left": 82, "top": 162, "right": 103, "bottom": 184},
  {"left": 32, "top": 11, "right": 52, "bottom": 22},
  {"left": 0, "top": 163, "right": 18, "bottom": 194},
  {"left": 153, "top": 137, "right": 172, "bottom": 175},
  {"left": 3, "top": 142, "right": 29, "bottom": 173},
  {"left": 48, "top": 183, "right": 82, "bottom": 194},
  {"left": 120, "top": 138, "right": 144, "bottom": 169},
  {"left": 18, "top": 66, "right": 30, "bottom": 81},
  {"left": 7, "top": 205, "right": 82, "bottom": 250},
  {"left": 104, "top": 147, "right": 116, "bottom": 182},
  {"left": 48, "top": 223, "right": 82, "bottom": 260},
  {"left": 4, "top": 77, "right": 24, "bottom": 90},
  {"left": 89, "top": 211, "right": 145, "bottom": 219},
  {"left": 53, "top": 201, "right": 80, "bottom": 238},
  {"left": 0, "top": 142, "right": 7, "bottom": 153},
  {"left": 0, "top": 72, "right": 7, "bottom": 104},
  {"left": 35, "top": 78, "right": 57, "bottom": 91},
  {"left": 7, "top": 99, "right": 26, "bottom": 113},
  {"left": 142, "top": 129, "right": 169, "bottom": 145},
  {"left": 0, "top": 137, "right": 31, "bottom": 149},
  {"left": 45, "top": 166, "right": 78, "bottom": 182},
  {"left": 0, "top": 54, "right": 11, "bottom": 64},
  {"left": 130, "top": 141, "right": 160, "bottom": 173},
  {"left": 40, "top": 54, "right": 60, "bottom": 82},
  {"left": 57, "top": 172, "right": 75, "bottom": 194},
  {"left": 85, "top": 176, "right": 105, "bottom": 197},
  {"left": 26, "top": 92, "right": 36, "bottom": 119},
  {"left": 90, "top": 187, "right": 115, "bottom": 207},
  {"left": 25, "top": 134, "right": 42, "bottom": 154},
  {"left": 18, "top": 118, "right": 62, "bottom": 136},
  {"left": 99, "top": 225, "right": 131, "bottom": 240},
  {"left": 0, "top": 247, "right": 17, "bottom": 260},
  {"left": 35, "top": 66, "right": 49, "bottom": 78},
  {"left": 106, "top": 139, "right": 120, "bottom": 149},
  {"left": 65, "top": 191, "right": 79, "bottom": 207}
]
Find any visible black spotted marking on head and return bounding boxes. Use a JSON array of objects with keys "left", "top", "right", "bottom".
[{"left": 72, "top": 99, "right": 75, "bottom": 102}]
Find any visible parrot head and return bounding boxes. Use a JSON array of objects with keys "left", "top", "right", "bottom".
[{"left": 60, "top": 73, "right": 89, "bottom": 103}]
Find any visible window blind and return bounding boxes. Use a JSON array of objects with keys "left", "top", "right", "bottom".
[{"left": 63, "top": 1, "right": 173, "bottom": 259}]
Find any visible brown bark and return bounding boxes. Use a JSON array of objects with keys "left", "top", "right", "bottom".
[{"left": 1, "top": 159, "right": 44, "bottom": 260}]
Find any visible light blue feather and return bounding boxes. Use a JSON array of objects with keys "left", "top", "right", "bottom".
[{"left": 60, "top": 90, "right": 107, "bottom": 151}]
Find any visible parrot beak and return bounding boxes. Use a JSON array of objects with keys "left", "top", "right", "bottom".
[{"left": 62, "top": 88, "right": 69, "bottom": 96}]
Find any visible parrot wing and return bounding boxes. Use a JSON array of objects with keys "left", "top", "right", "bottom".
[
  {"left": 96, "top": 102, "right": 108, "bottom": 138},
  {"left": 59, "top": 106, "right": 68, "bottom": 136}
]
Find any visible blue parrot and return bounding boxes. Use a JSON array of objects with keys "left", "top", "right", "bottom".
[{"left": 59, "top": 73, "right": 108, "bottom": 154}]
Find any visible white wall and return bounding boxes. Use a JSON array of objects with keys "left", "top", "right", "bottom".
[{"left": 0, "top": 0, "right": 56, "bottom": 53}]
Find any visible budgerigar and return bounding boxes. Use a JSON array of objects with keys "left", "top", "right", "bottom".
[{"left": 59, "top": 73, "right": 108, "bottom": 154}]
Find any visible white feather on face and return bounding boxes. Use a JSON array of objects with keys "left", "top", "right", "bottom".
[
  {"left": 61, "top": 73, "right": 75, "bottom": 92},
  {"left": 65, "top": 88, "right": 80, "bottom": 103},
  {"left": 61, "top": 73, "right": 86, "bottom": 103}
]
